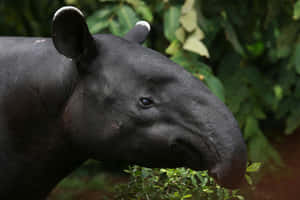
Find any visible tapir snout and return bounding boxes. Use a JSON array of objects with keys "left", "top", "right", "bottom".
[{"left": 157, "top": 76, "right": 247, "bottom": 188}]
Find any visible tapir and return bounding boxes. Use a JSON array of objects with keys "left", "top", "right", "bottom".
[{"left": 0, "top": 6, "right": 247, "bottom": 200}]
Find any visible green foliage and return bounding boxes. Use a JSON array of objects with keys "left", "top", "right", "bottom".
[
  {"left": 49, "top": 160, "right": 114, "bottom": 200},
  {"left": 86, "top": 3, "right": 140, "bottom": 36},
  {"left": 294, "top": 0, "right": 300, "bottom": 20},
  {"left": 164, "top": 6, "right": 181, "bottom": 41},
  {"left": 0, "top": 0, "right": 63, "bottom": 36},
  {"left": 114, "top": 163, "right": 260, "bottom": 200}
]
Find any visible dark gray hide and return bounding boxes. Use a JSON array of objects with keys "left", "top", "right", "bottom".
[{"left": 0, "top": 6, "right": 247, "bottom": 200}]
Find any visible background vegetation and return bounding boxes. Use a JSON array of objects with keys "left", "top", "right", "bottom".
[{"left": 1, "top": 0, "right": 299, "bottom": 199}]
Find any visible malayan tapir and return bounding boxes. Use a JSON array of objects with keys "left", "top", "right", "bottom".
[{"left": 0, "top": 6, "right": 247, "bottom": 200}]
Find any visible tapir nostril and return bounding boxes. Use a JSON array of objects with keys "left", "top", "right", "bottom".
[{"left": 208, "top": 144, "right": 247, "bottom": 189}]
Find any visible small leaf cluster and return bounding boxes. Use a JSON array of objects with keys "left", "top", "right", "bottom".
[
  {"left": 114, "top": 163, "right": 260, "bottom": 200},
  {"left": 162, "top": 0, "right": 226, "bottom": 102}
]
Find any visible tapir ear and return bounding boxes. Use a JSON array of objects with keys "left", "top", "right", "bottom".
[
  {"left": 124, "top": 21, "right": 151, "bottom": 44},
  {"left": 52, "top": 6, "right": 95, "bottom": 59}
]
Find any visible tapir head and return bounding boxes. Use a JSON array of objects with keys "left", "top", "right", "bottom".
[{"left": 52, "top": 7, "right": 247, "bottom": 189}]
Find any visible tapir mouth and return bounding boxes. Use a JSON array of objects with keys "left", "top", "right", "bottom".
[
  {"left": 171, "top": 137, "right": 217, "bottom": 171},
  {"left": 171, "top": 136, "right": 246, "bottom": 189},
  {"left": 207, "top": 158, "right": 246, "bottom": 189}
]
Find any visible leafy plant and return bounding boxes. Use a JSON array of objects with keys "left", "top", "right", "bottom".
[{"left": 114, "top": 163, "right": 260, "bottom": 200}]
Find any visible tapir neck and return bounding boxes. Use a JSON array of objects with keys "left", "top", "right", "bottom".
[
  {"left": 0, "top": 118, "right": 85, "bottom": 200},
  {"left": 0, "top": 37, "right": 86, "bottom": 199}
]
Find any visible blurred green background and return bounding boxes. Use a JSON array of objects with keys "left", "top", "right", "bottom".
[{"left": 1, "top": 0, "right": 300, "bottom": 199}]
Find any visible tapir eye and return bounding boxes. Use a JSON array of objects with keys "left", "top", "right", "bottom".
[{"left": 139, "top": 97, "right": 154, "bottom": 108}]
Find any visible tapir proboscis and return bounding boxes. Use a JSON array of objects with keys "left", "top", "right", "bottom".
[{"left": 0, "top": 6, "right": 247, "bottom": 200}]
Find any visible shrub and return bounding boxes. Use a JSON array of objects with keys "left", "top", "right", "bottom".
[{"left": 114, "top": 163, "right": 260, "bottom": 200}]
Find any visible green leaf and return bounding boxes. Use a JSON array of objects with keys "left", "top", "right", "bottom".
[
  {"left": 244, "top": 117, "right": 259, "bottom": 140},
  {"left": 294, "top": 0, "right": 300, "bottom": 20},
  {"left": 182, "top": 0, "right": 195, "bottom": 14},
  {"left": 87, "top": 8, "right": 112, "bottom": 23},
  {"left": 248, "top": 131, "right": 283, "bottom": 165},
  {"left": 175, "top": 27, "right": 186, "bottom": 43},
  {"left": 191, "top": 175, "right": 197, "bottom": 187},
  {"left": 245, "top": 174, "right": 253, "bottom": 185},
  {"left": 246, "top": 162, "right": 261, "bottom": 172},
  {"left": 136, "top": 5, "right": 153, "bottom": 22},
  {"left": 222, "top": 18, "right": 245, "bottom": 56},
  {"left": 181, "top": 194, "right": 192, "bottom": 199},
  {"left": 197, "top": 69, "right": 225, "bottom": 102},
  {"left": 296, "top": 80, "right": 300, "bottom": 98},
  {"left": 126, "top": 0, "right": 153, "bottom": 22},
  {"left": 166, "top": 40, "right": 180, "bottom": 55},
  {"left": 117, "top": 5, "right": 139, "bottom": 34},
  {"left": 87, "top": 7, "right": 114, "bottom": 34},
  {"left": 109, "top": 20, "right": 122, "bottom": 36},
  {"left": 253, "top": 107, "right": 267, "bottom": 120},
  {"left": 164, "top": 6, "right": 181, "bottom": 41},
  {"left": 294, "top": 44, "right": 300, "bottom": 74},
  {"left": 98, "top": 0, "right": 117, "bottom": 2},
  {"left": 246, "top": 41, "right": 265, "bottom": 57},
  {"left": 183, "top": 36, "right": 210, "bottom": 58},
  {"left": 205, "top": 75, "right": 225, "bottom": 102},
  {"left": 66, "top": 0, "right": 78, "bottom": 4},
  {"left": 285, "top": 105, "right": 300, "bottom": 134},
  {"left": 180, "top": 9, "right": 197, "bottom": 32},
  {"left": 276, "top": 22, "right": 300, "bottom": 58},
  {"left": 191, "top": 27, "right": 205, "bottom": 40},
  {"left": 235, "top": 195, "right": 245, "bottom": 200},
  {"left": 171, "top": 51, "right": 191, "bottom": 68},
  {"left": 88, "top": 21, "right": 109, "bottom": 34},
  {"left": 273, "top": 85, "right": 283, "bottom": 101},
  {"left": 125, "top": 0, "right": 139, "bottom": 6}
]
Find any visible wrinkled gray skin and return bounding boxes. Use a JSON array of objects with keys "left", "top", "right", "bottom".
[{"left": 0, "top": 6, "right": 247, "bottom": 200}]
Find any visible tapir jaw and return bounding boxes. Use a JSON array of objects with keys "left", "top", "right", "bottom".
[
  {"left": 181, "top": 139, "right": 247, "bottom": 189},
  {"left": 120, "top": 123, "right": 247, "bottom": 189},
  {"left": 170, "top": 126, "right": 247, "bottom": 189}
]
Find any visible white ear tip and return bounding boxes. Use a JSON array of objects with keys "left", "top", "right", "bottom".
[
  {"left": 136, "top": 21, "right": 151, "bottom": 32},
  {"left": 53, "top": 6, "right": 84, "bottom": 20}
]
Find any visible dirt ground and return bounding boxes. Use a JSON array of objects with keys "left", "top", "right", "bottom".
[{"left": 246, "top": 129, "right": 300, "bottom": 200}]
